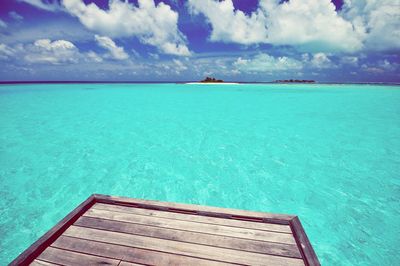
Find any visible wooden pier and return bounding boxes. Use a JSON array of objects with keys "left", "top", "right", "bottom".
[{"left": 11, "top": 194, "right": 320, "bottom": 265}]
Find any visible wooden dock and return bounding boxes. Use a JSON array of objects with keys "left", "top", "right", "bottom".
[{"left": 11, "top": 194, "right": 320, "bottom": 266}]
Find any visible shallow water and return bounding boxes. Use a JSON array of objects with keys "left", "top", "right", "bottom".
[{"left": 0, "top": 83, "right": 399, "bottom": 265}]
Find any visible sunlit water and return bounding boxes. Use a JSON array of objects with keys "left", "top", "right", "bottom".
[{"left": 0, "top": 83, "right": 399, "bottom": 265}]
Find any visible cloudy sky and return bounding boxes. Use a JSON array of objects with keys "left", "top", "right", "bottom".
[{"left": 0, "top": 0, "right": 399, "bottom": 82}]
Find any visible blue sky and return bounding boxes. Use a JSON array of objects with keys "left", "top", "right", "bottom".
[{"left": 0, "top": 0, "right": 399, "bottom": 82}]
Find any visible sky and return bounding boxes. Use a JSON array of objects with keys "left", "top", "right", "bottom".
[{"left": 0, "top": 0, "right": 399, "bottom": 82}]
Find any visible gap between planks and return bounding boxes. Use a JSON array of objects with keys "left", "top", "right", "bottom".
[
  {"left": 93, "top": 203, "right": 292, "bottom": 234},
  {"left": 83, "top": 208, "right": 296, "bottom": 245},
  {"left": 74, "top": 215, "right": 301, "bottom": 258},
  {"left": 51, "top": 235, "right": 237, "bottom": 266},
  {"left": 62, "top": 225, "right": 304, "bottom": 266}
]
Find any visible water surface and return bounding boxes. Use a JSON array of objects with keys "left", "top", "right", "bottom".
[{"left": 0, "top": 83, "right": 399, "bottom": 265}]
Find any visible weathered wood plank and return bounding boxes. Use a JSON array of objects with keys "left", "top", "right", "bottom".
[
  {"left": 64, "top": 225, "right": 304, "bottom": 266},
  {"left": 290, "top": 217, "right": 320, "bottom": 266},
  {"left": 94, "top": 194, "right": 294, "bottom": 224},
  {"left": 93, "top": 203, "right": 292, "bottom": 233},
  {"left": 119, "top": 262, "right": 145, "bottom": 266},
  {"left": 12, "top": 194, "right": 319, "bottom": 265},
  {"left": 75, "top": 216, "right": 301, "bottom": 258},
  {"left": 52, "top": 235, "right": 234, "bottom": 266},
  {"left": 84, "top": 208, "right": 296, "bottom": 244},
  {"left": 37, "top": 246, "right": 120, "bottom": 266},
  {"left": 30, "top": 260, "right": 59, "bottom": 266}
]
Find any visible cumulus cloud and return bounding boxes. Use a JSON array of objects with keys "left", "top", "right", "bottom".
[
  {"left": 361, "top": 59, "right": 399, "bottom": 74},
  {"left": 85, "top": 51, "right": 103, "bottom": 63},
  {"left": 188, "top": 0, "right": 268, "bottom": 44},
  {"left": 62, "top": 0, "right": 190, "bottom": 56},
  {"left": 234, "top": 53, "right": 303, "bottom": 72},
  {"left": 378, "top": 60, "right": 399, "bottom": 72},
  {"left": 189, "top": 0, "right": 399, "bottom": 53},
  {"left": 24, "top": 39, "right": 80, "bottom": 64},
  {"left": 310, "top": 53, "right": 334, "bottom": 69},
  {"left": 0, "top": 39, "right": 129, "bottom": 65},
  {"left": 341, "top": 0, "right": 400, "bottom": 51},
  {"left": 340, "top": 56, "right": 359, "bottom": 66},
  {"left": 18, "top": 0, "right": 63, "bottom": 12},
  {"left": 9, "top": 11, "right": 24, "bottom": 21},
  {"left": 172, "top": 59, "right": 188, "bottom": 73},
  {"left": 95, "top": 35, "right": 129, "bottom": 60},
  {"left": 189, "top": 0, "right": 362, "bottom": 52}
]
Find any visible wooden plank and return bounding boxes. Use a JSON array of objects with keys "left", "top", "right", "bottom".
[
  {"left": 94, "top": 194, "right": 294, "bottom": 224},
  {"left": 64, "top": 225, "right": 305, "bottom": 266},
  {"left": 30, "top": 260, "right": 59, "bottom": 266},
  {"left": 52, "top": 235, "right": 233, "bottom": 266},
  {"left": 119, "top": 262, "right": 145, "bottom": 266},
  {"left": 93, "top": 203, "right": 292, "bottom": 233},
  {"left": 9, "top": 195, "right": 97, "bottom": 266},
  {"left": 37, "top": 246, "right": 120, "bottom": 266},
  {"left": 84, "top": 208, "right": 296, "bottom": 244},
  {"left": 75, "top": 216, "right": 301, "bottom": 258},
  {"left": 290, "top": 217, "right": 321, "bottom": 266},
  {"left": 12, "top": 194, "right": 319, "bottom": 265}
]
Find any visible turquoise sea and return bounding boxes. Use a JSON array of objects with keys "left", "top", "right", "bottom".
[{"left": 0, "top": 83, "right": 399, "bottom": 265}]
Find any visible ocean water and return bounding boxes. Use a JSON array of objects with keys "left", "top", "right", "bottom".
[{"left": 0, "top": 83, "right": 399, "bottom": 265}]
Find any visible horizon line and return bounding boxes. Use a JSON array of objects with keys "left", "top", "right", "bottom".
[{"left": 1, "top": 81, "right": 400, "bottom": 85}]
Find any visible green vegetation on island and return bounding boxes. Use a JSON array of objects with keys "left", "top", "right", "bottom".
[{"left": 200, "top": 77, "right": 224, "bottom": 83}]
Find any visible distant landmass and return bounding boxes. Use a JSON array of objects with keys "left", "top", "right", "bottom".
[
  {"left": 200, "top": 77, "right": 224, "bottom": 83},
  {"left": 274, "top": 79, "right": 316, "bottom": 83}
]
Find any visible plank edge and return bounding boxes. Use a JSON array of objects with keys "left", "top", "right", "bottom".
[
  {"left": 289, "top": 216, "right": 320, "bottom": 266},
  {"left": 94, "top": 194, "right": 294, "bottom": 225},
  {"left": 9, "top": 195, "right": 96, "bottom": 266}
]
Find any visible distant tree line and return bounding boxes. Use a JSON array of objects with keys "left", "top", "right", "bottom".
[{"left": 200, "top": 77, "right": 224, "bottom": 83}]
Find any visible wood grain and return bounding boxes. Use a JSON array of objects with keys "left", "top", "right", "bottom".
[
  {"left": 37, "top": 246, "right": 120, "bottom": 266},
  {"left": 93, "top": 203, "right": 292, "bottom": 233},
  {"left": 83, "top": 208, "right": 296, "bottom": 244},
  {"left": 94, "top": 194, "right": 294, "bottom": 224},
  {"left": 75, "top": 216, "right": 301, "bottom": 258},
  {"left": 52, "top": 235, "right": 233, "bottom": 266},
  {"left": 63, "top": 225, "right": 304, "bottom": 266}
]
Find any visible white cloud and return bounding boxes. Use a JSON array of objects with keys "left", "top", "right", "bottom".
[
  {"left": 0, "top": 44, "right": 15, "bottom": 59},
  {"left": 310, "top": 53, "right": 333, "bottom": 69},
  {"left": 24, "top": 39, "right": 79, "bottom": 64},
  {"left": 85, "top": 51, "right": 103, "bottom": 63},
  {"left": 94, "top": 35, "right": 128, "bottom": 60},
  {"left": 62, "top": 0, "right": 190, "bottom": 56},
  {"left": 341, "top": 0, "right": 400, "bottom": 51},
  {"left": 149, "top": 53, "right": 159, "bottom": 60},
  {"left": 188, "top": 0, "right": 268, "bottom": 45},
  {"left": 361, "top": 64, "right": 384, "bottom": 74},
  {"left": 234, "top": 53, "right": 303, "bottom": 72},
  {"left": 260, "top": 0, "right": 362, "bottom": 52},
  {"left": 9, "top": 11, "right": 24, "bottom": 21},
  {"left": 341, "top": 56, "right": 359, "bottom": 66},
  {"left": 189, "top": 0, "right": 400, "bottom": 53},
  {"left": 0, "top": 19, "right": 7, "bottom": 29},
  {"left": 18, "top": 0, "right": 63, "bottom": 12},
  {"left": 361, "top": 59, "right": 399, "bottom": 74},
  {"left": 1, "top": 38, "right": 132, "bottom": 65},
  {"left": 189, "top": 0, "right": 362, "bottom": 52},
  {"left": 378, "top": 60, "right": 399, "bottom": 72},
  {"left": 173, "top": 59, "right": 188, "bottom": 73}
]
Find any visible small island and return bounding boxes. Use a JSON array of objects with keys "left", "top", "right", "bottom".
[
  {"left": 200, "top": 77, "right": 224, "bottom": 83},
  {"left": 274, "top": 79, "right": 316, "bottom": 83}
]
